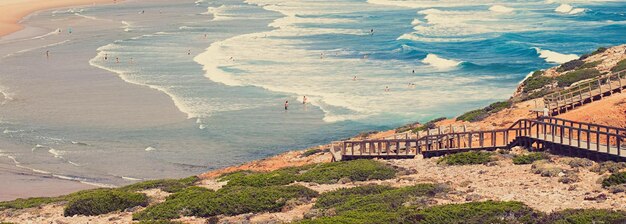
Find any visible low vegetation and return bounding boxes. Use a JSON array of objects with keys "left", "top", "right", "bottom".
[
  {"left": 590, "top": 161, "right": 626, "bottom": 174},
  {"left": 119, "top": 176, "right": 199, "bottom": 193},
  {"left": 64, "top": 189, "right": 149, "bottom": 217},
  {"left": 556, "top": 68, "right": 600, "bottom": 87},
  {"left": 220, "top": 160, "right": 397, "bottom": 187},
  {"left": 611, "top": 58, "right": 626, "bottom": 73},
  {"left": 579, "top": 47, "right": 608, "bottom": 60},
  {"left": 301, "top": 148, "right": 324, "bottom": 157},
  {"left": 411, "top": 117, "right": 447, "bottom": 133},
  {"left": 0, "top": 176, "right": 198, "bottom": 217},
  {"left": 542, "top": 209, "right": 626, "bottom": 224},
  {"left": 400, "top": 201, "right": 540, "bottom": 224},
  {"left": 512, "top": 152, "right": 550, "bottom": 165},
  {"left": 437, "top": 151, "right": 494, "bottom": 166},
  {"left": 522, "top": 70, "right": 553, "bottom": 94},
  {"left": 602, "top": 172, "right": 626, "bottom": 188},
  {"left": 557, "top": 59, "right": 585, "bottom": 73},
  {"left": 456, "top": 101, "right": 511, "bottom": 122},
  {"left": 133, "top": 185, "right": 318, "bottom": 221}
]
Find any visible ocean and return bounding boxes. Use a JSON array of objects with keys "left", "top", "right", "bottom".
[{"left": 0, "top": 0, "right": 625, "bottom": 187}]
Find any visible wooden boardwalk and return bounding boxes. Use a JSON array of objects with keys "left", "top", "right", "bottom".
[
  {"left": 544, "top": 69, "right": 626, "bottom": 115},
  {"left": 330, "top": 117, "right": 625, "bottom": 162}
]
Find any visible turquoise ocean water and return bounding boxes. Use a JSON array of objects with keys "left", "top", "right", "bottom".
[{"left": 0, "top": 0, "right": 625, "bottom": 186}]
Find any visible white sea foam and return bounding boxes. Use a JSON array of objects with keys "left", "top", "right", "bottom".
[
  {"left": 48, "top": 148, "right": 63, "bottom": 159},
  {"left": 121, "top": 21, "right": 132, "bottom": 32},
  {"left": 533, "top": 47, "right": 578, "bottom": 64},
  {"left": 121, "top": 176, "right": 142, "bottom": 181},
  {"left": 422, "top": 54, "right": 461, "bottom": 69},
  {"left": 489, "top": 5, "right": 514, "bottom": 13},
  {"left": 555, "top": 4, "right": 585, "bottom": 14},
  {"left": 555, "top": 4, "right": 574, "bottom": 13},
  {"left": 145, "top": 147, "right": 157, "bottom": 152}
]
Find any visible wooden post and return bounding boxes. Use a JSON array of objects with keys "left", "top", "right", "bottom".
[{"left": 598, "top": 79, "right": 603, "bottom": 99}]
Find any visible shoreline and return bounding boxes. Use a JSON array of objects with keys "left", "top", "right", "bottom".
[{"left": 0, "top": 0, "right": 119, "bottom": 38}]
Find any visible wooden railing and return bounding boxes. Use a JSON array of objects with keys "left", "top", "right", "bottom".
[
  {"left": 544, "top": 69, "right": 626, "bottom": 115},
  {"left": 330, "top": 117, "right": 625, "bottom": 161}
]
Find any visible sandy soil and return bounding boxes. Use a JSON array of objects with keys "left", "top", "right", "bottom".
[{"left": 0, "top": 0, "right": 119, "bottom": 37}]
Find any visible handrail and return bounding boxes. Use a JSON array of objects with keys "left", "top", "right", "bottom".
[{"left": 334, "top": 117, "right": 624, "bottom": 160}]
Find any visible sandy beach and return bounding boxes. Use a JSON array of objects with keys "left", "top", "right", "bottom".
[{"left": 0, "top": 0, "right": 116, "bottom": 37}]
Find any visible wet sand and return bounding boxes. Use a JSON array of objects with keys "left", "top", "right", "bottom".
[
  {"left": 0, "top": 0, "right": 190, "bottom": 201},
  {"left": 0, "top": 0, "right": 117, "bottom": 37}
]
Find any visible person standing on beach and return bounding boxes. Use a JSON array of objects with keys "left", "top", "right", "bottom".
[{"left": 284, "top": 101, "right": 289, "bottom": 111}]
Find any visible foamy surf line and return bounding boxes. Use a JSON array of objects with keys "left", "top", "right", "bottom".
[
  {"left": 0, "top": 152, "right": 115, "bottom": 188},
  {"left": 533, "top": 47, "right": 578, "bottom": 64},
  {"left": 89, "top": 45, "right": 198, "bottom": 119}
]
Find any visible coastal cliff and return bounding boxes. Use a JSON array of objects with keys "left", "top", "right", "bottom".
[{"left": 2, "top": 46, "right": 626, "bottom": 224}]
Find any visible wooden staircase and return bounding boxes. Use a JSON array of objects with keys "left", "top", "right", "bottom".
[{"left": 330, "top": 117, "right": 625, "bottom": 162}]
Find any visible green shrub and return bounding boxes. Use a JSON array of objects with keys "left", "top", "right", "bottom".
[
  {"left": 557, "top": 59, "right": 585, "bottom": 72},
  {"left": 512, "top": 152, "right": 550, "bottom": 165},
  {"left": 556, "top": 68, "right": 600, "bottom": 87},
  {"left": 0, "top": 197, "right": 65, "bottom": 210},
  {"left": 298, "top": 160, "right": 397, "bottom": 184},
  {"left": 611, "top": 59, "right": 626, "bottom": 73},
  {"left": 221, "top": 160, "right": 397, "bottom": 187},
  {"left": 63, "top": 189, "right": 149, "bottom": 216},
  {"left": 134, "top": 185, "right": 317, "bottom": 221},
  {"left": 602, "top": 172, "right": 626, "bottom": 188},
  {"left": 579, "top": 61, "right": 601, "bottom": 69},
  {"left": 299, "top": 211, "right": 402, "bottom": 224},
  {"left": 398, "top": 201, "right": 541, "bottom": 224},
  {"left": 457, "top": 101, "right": 510, "bottom": 122},
  {"left": 119, "top": 176, "right": 199, "bottom": 193},
  {"left": 411, "top": 117, "right": 447, "bottom": 133},
  {"left": 137, "top": 221, "right": 184, "bottom": 224},
  {"left": 437, "top": 151, "right": 494, "bottom": 165},
  {"left": 559, "top": 158, "right": 593, "bottom": 168},
  {"left": 302, "top": 148, "right": 323, "bottom": 157},
  {"left": 542, "top": 209, "right": 626, "bottom": 224},
  {"left": 456, "top": 109, "right": 488, "bottom": 122},
  {"left": 579, "top": 47, "right": 608, "bottom": 60},
  {"left": 315, "top": 184, "right": 442, "bottom": 213},
  {"left": 611, "top": 59, "right": 626, "bottom": 72},
  {"left": 522, "top": 71, "right": 553, "bottom": 93}
]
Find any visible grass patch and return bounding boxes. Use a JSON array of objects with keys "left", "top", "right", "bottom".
[
  {"left": 602, "top": 172, "right": 626, "bottom": 188},
  {"left": 220, "top": 160, "right": 397, "bottom": 187},
  {"left": 437, "top": 151, "right": 495, "bottom": 166},
  {"left": 512, "top": 152, "right": 550, "bottom": 165},
  {"left": 457, "top": 101, "right": 511, "bottom": 122},
  {"left": 136, "top": 221, "right": 184, "bottom": 224},
  {"left": 133, "top": 185, "right": 318, "bottom": 221},
  {"left": 64, "top": 188, "right": 149, "bottom": 217},
  {"left": 399, "top": 201, "right": 541, "bottom": 224},
  {"left": 556, "top": 68, "right": 600, "bottom": 87},
  {"left": 542, "top": 209, "right": 626, "bottom": 224},
  {"left": 611, "top": 58, "right": 626, "bottom": 73},
  {"left": 119, "top": 176, "right": 199, "bottom": 193}
]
